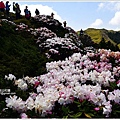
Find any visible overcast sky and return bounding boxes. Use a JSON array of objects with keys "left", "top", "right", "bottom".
[{"left": 5, "top": 1, "right": 120, "bottom": 31}]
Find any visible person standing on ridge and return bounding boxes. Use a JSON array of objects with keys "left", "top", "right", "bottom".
[
  {"left": 13, "top": 2, "right": 16, "bottom": 12},
  {"left": 79, "top": 29, "right": 84, "bottom": 36},
  {"left": 0, "top": 1, "right": 5, "bottom": 12},
  {"left": 35, "top": 8, "right": 39, "bottom": 15},
  {"left": 51, "top": 12, "right": 54, "bottom": 19},
  {"left": 63, "top": 21, "right": 67, "bottom": 28},
  {"left": 15, "top": 3, "right": 21, "bottom": 19},
  {"left": 5, "top": 1, "right": 11, "bottom": 17},
  {"left": 24, "top": 6, "right": 30, "bottom": 20}
]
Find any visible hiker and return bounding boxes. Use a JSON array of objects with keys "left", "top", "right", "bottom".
[
  {"left": 13, "top": 2, "right": 16, "bottom": 12},
  {"left": 0, "top": 1, "right": 5, "bottom": 12},
  {"left": 5, "top": 1, "right": 11, "bottom": 17},
  {"left": 24, "top": 6, "right": 30, "bottom": 19},
  {"left": 79, "top": 29, "right": 84, "bottom": 36},
  {"left": 63, "top": 21, "right": 67, "bottom": 27},
  {"left": 15, "top": 3, "right": 21, "bottom": 19},
  {"left": 35, "top": 8, "right": 39, "bottom": 15},
  {"left": 51, "top": 12, "right": 54, "bottom": 19}
]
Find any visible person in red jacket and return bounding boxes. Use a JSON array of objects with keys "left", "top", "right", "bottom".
[{"left": 0, "top": 1, "right": 5, "bottom": 12}]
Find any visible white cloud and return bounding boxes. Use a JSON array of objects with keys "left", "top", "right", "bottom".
[
  {"left": 98, "top": 3, "right": 104, "bottom": 10},
  {"left": 9, "top": 2, "right": 63, "bottom": 22},
  {"left": 90, "top": 19, "right": 103, "bottom": 28},
  {"left": 114, "top": 2, "right": 120, "bottom": 11},
  {"left": 109, "top": 11, "right": 120, "bottom": 25},
  {"left": 97, "top": 2, "right": 120, "bottom": 11}
]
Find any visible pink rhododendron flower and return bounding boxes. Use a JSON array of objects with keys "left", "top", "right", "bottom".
[
  {"left": 34, "top": 81, "right": 40, "bottom": 88},
  {"left": 116, "top": 80, "right": 120, "bottom": 84},
  {"left": 94, "top": 107, "right": 100, "bottom": 111},
  {"left": 20, "top": 113, "right": 28, "bottom": 119}
]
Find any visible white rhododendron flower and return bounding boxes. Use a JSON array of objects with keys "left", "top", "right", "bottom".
[
  {"left": 5, "top": 74, "right": 16, "bottom": 81},
  {"left": 102, "top": 101, "right": 112, "bottom": 117},
  {"left": 108, "top": 89, "right": 120, "bottom": 104},
  {"left": 25, "top": 97, "right": 35, "bottom": 110},
  {"left": 5, "top": 95, "right": 27, "bottom": 112},
  {"left": 15, "top": 79, "right": 28, "bottom": 91}
]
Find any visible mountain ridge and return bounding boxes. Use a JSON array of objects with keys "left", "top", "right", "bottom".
[{"left": 84, "top": 28, "right": 120, "bottom": 47}]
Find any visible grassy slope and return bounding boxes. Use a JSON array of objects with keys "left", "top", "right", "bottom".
[
  {"left": 84, "top": 28, "right": 102, "bottom": 44},
  {"left": 85, "top": 28, "right": 117, "bottom": 45},
  {"left": 0, "top": 21, "right": 53, "bottom": 78}
]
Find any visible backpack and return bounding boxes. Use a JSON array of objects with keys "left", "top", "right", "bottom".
[{"left": 24, "top": 9, "right": 29, "bottom": 14}]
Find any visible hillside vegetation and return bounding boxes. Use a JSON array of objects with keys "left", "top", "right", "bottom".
[
  {"left": 85, "top": 28, "right": 102, "bottom": 44},
  {"left": 84, "top": 28, "right": 119, "bottom": 46},
  {"left": 0, "top": 11, "right": 82, "bottom": 78},
  {"left": 0, "top": 11, "right": 120, "bottom": 119},
  {"left": 0, "top": 20, "right": 52, "bottom": 78}
]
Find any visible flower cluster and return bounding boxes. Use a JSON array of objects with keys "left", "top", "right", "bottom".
[
  {"left": 39, "top": 37, "right": 81, "bottom": 59},
  {"left": 65, "top": 27, "right": 79, "bottom": 42},
  {"left": 49, "top": 49, "right": 59, "bottom": 54},
  {"left": 15, "top": 79, "right": 28, "bottom": 91},
  {"left": 39, "top": 37, "right": 80, "bottom": 50},
  {"left": 5, "top": 95, "right": 27, "bottom": 112},
  {"left": 2, "top": 17, "right": 81, "bottom": 59},
  {"left": 33, "top": 15, "right": 62, "bottom": 26},
  {"left": 20, "top": 113, "right": 28, "bottom": 119},
  {"left": 1, "top": 15, "right": 120, "bottom": 118},
  {"left": 108, "top": 89, "right": 120, "bottom": 104},
  {"left": 16, "top": 23, "right": 28, "bottom": 31},
  {"left": 31, "top": 27, "right": 57, "bottom": 42},
  {"left": 4, "top": 49, "right": 120, "bottom": 118},
  {"left": 1, "top": 19, "right": 16, "bottom": 26},
  {"left": 5, "top": 74, "right": 16, "bottom": 81}
]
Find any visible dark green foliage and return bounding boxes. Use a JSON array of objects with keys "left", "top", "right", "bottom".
[
  {"left": 108, "top": 31, "right": 120, "bottom": 44},
  {"left": 0, "top": 108, "right": 20, "bottom": 118},
  {"left": 46, "top": 99, "right": 104, "bottom": 118},
  {"left": 13, "top": 18, "right": 32, "bottom": 27},
  {"left": 0, "top": 21, "right": 52, "bottom": 78},
  {"left": 99, "top": 37, "right": 106, "bottom": 48},
  {"left": 79, "top": 34, "right": 97, "bottom": 48},
  {"left": 99, "top": 37, "right": 119, "bottom": 51}
]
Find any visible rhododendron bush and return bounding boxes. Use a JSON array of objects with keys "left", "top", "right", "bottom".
[
  {"left": 1, "top": 49, "right": 120, "bottom": 118},
  {"left": 0, "top": 16, "right": 120, "bottom": 118}
]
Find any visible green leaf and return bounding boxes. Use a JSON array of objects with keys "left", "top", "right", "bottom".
[
  {"left": 115, "top": 110, "right": 120, "bottom": 113},
  {"left": 62, "top": 106, "right": 70, "bottom": 114},
  {"left": 70, "top": 112, "right": 82, "bottom": 118},
  {"left": 74, "top": 100, "right": 81, "bottom": 105},
  {"left": 81, "top": 100, "right": 87, "bottom": 105},
  {"left": 63, "top": 115, "right": 68, "bottom": 118},
  {"left": 88, "top": 113, "right": 94, "bottom": 117},
  {"left": 84, "top": 113, "right": 92, "bottom": 118}
]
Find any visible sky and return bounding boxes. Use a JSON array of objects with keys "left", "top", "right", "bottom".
[{"left": 4, "top": 1, "right": 120, "bottom": 31}]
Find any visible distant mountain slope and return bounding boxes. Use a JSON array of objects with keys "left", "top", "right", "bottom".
[
  {"left": 84, "top": 28, "right": 119, "bottom": 46},
  {"left": 107, "top": 30, "right": 120, "bottom": 44}
]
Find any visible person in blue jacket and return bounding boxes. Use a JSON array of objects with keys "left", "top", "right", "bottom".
[{"left": 5, "top": 1, "right": 11, "bottom": 17}]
